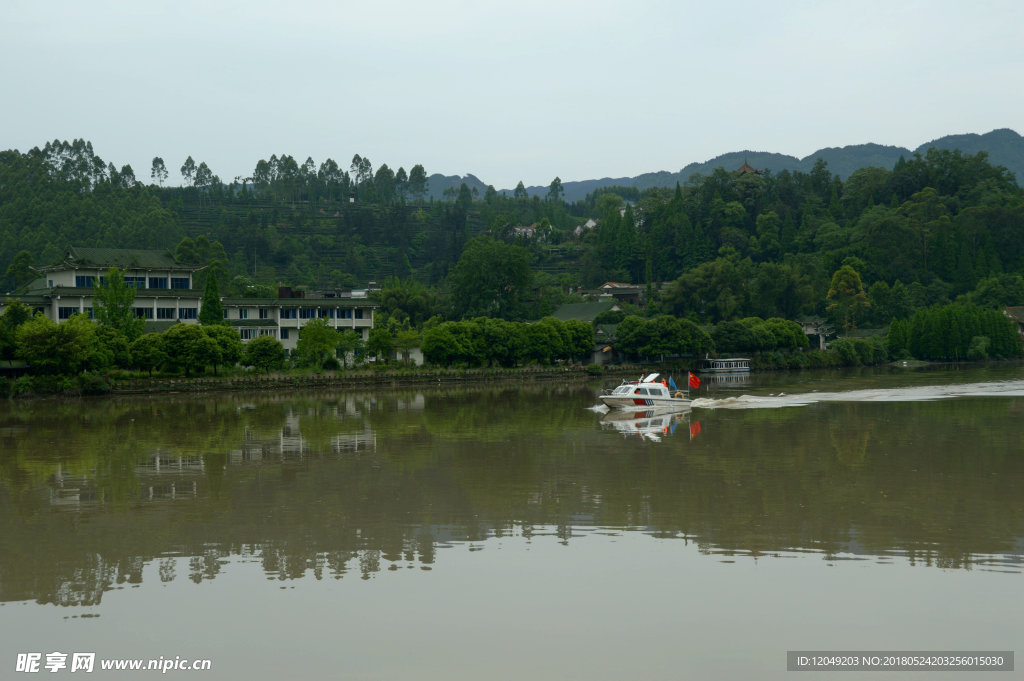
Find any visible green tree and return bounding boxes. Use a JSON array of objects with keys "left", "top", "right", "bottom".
[
  {"left": 547, "top": 177, "right": 564, "bottom": 202},
  {"left": 194, "top": 161, "right": 214, "bottom": 189},
  {"left": 711, "top": 320, "right": 757, "bottom": 354},
  {"left": 366, "top": 326, "right": 393, "bottom": 363},
  {"left": 964, "top": 274, "right": 1024, "bottom": 309},
  {"left": 203, "top": 325, "right": 243, "bottom": 375},
  {"left": 393, "top": 328, "right": 420, "bottom": 365},
  {"left": 408, "top": 164, "right": 428, "bottom": 202},
  {"left": 887, "top": 318, "right": 909, "bottom": 358},
  {"left": 16, "top": 313, "right": 96, "bottom": 375},
  {"left": 180, "top": 156, "right": 196, "bottom": 186},
  {"left": 678, "top": 318, "right": 715, "bottom": 355},
  {"left": 0, "top": 301, "right": 32, "bottom": 360},
  {"left": 563, "top": 319, "right": 594, "bottom": 362},
  {"left": 379, "top": 277, "right": 437, "bottom": 327},
  {"left": 449, "top": 236, "right": 532, "bottom": 320},
  {"left": 199, "top": 272, "right": 225, "bottom": 325},
  {"left": 5, "top": 250, "right": 35, "bottom": 289},
  {"left": 130, "top": 333, "right": 168, "bottom": 376},
  {"left": 294, "top": 318, "right": 338, "bottom": 369},
  {"left": 93, "top": 326, "right": 132, "bottom": 369},
  {"left": 612, "top": 315, "right": 648, "bottom": 360},
  {"left": 192, "top": 333, "right": 222, "bottom": 373},
  {"left": 150, "top": 157, "right": 168, "bottom": 186},
  {"left": 93, "top": 267, "right": 145, "bottom": 341},
  {"left": 242, "top": 335, "right": 286, "bottom": 374},
  {"left": 826, "top": 265, "right": 870, "bottom": 332},
  {"left": 162, "top": 323, "right": 206, "bottom": 376},
  {"left": 521, "top": 320, "right": 561, "bottom": 365},
  {"left": 421, "top": 322, "right": 470, "bottom": 366},
  {"left": 336, "top": 329, "right": 365, "bottom": 368}
]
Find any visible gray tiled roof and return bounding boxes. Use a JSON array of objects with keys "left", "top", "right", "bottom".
[
  {"left": 551, "top": 301, "right": 617, "bottom": 323},
  {"left": 36, "top": 246, "right": 200, "bottom": 272}
]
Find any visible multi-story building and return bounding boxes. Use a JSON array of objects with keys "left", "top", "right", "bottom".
[{"left": 2, "top": 246, "right": 376, "bottom": 354}]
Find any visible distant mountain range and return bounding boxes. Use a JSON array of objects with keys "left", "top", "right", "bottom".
[{"left": 425, "top": 128, "right": 1024, "bottom": 204}]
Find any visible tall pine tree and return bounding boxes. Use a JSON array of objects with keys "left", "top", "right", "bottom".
[{"left": 199, "top": 272, "right": 225, "bottom": 325}]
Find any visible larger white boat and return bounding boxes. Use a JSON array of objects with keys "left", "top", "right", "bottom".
[
  {"left": 599, "top": 373, "right": 692, "bottom": 409},
  {"left": 697, "top": 357, "right": 751, "bottom": 373}
]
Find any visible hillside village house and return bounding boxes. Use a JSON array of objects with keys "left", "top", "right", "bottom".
[{"left": 1, "top": 247, "right": 375, "bottom": 354}]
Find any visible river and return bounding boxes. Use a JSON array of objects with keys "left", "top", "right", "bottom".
[{"left": 1, "top": 364, "right": 1021, "bottom": 679}]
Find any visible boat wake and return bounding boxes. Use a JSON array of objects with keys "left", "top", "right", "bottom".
[{"left": 689, "top": 380, "right": 1024, "bottom": 410}]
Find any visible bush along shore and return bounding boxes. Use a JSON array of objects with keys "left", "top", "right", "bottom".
[{"left": 0, "top": 364, "right": 631, "bottom": 399}]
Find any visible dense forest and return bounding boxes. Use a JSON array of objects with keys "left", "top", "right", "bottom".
[{"left": 2, "top": 138, "right": 1024, "bottom": 339}]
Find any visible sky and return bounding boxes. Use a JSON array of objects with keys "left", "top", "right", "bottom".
[{"left": 2, "top": 0, "right": 1022, "bottom": 190}]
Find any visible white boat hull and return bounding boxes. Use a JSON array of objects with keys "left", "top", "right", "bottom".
[{"left": 599, "top": 395, "right": 691, "bottom": 409}]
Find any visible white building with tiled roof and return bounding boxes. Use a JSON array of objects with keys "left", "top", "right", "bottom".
[{"left": 2, "top": 246, "right": 375, "bottom": 354}]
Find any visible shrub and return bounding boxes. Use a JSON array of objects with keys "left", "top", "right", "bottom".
[
  {"left": 77, "top": 373, "right": 111, "bottom": 395},
  {"left": 967, "top": 336, "right": 990, "bottom": 361},
  {"left": 12, "top": 376, "right": 34, "bottom": 396}
]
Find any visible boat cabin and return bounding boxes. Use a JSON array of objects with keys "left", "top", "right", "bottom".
[
  {"left": 608, "top": 373, "right": 673, "bottom": 398},
  {"left": 608, "top": 383, "right": 672, "bottom": 398}
]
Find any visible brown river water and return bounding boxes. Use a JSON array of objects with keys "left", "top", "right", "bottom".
[{"left": 1, "top": 364, "right": 1021, "bottom": 679}]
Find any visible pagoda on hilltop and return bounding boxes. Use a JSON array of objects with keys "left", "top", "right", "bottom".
[{"left": 735, "top": 158, "right": 761, "bottom": 175}]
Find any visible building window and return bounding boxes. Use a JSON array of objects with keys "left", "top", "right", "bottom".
[
  {"left": 170, "top": 277, "right": 190, "bottom": 290},
  {"left": 259, "top": 308, "right": 269, "bottom": 319},
  {"left": 84, "top": 307, "right": 94, "bottom": 319},
  {"left": 179, "top": 308, "right": 197, "bottom": 319},
  {"left": 125, "top": 276, "right": 146, "bottom": 288},
  {"left": 75, "top": 275, "right": 96, "bottom": 288},
  {"left": 134, "top": 307, "right": 154, "bottom": 319},
  {"left": 239, "top": 308, "right": 249, "bottom": 319},
  {"left": 148, "top": 277, "right": 168, "bottom": 289},
  {"left": 340, "top": 309, "right": 352, "bottom": 319},
  {"left": 355, "top": 308, "right": 364, "bottom": 319},
  {"left": 58, "top": 306, "right": 78, "bottom": 319},
  {"left": 281, "top": 308, "right": 297, "bottom": 319},
  {"left": 281, "top": 329, "right": 289, "bottom": 340},
  {"left": 258, "top": 329, "right": 278, "bottom": 338},
  {"left": 299, "top": 308, "right": 316, "bottom": 319},
  {"left": 157, "top": 307, "right": 176, "bottom": 320}
]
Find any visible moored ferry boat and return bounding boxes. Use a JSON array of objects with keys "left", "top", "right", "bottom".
[
  {"left": 599, "top": 373, "right": 692, "bottom": 409},
  {"left": 697, "top": 357, "right": 751, "bottom": 373}
]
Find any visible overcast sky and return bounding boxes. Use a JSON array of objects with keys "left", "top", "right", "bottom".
[{"left": 3, "top": 0, "right": 1021, "bottom": 190}]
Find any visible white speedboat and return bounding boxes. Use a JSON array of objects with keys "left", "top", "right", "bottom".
[{"left": 599, "top": 373, "right": 692, "bottom": 409}]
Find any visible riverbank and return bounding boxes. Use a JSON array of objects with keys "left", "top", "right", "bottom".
[
  {"left": 6, "top": 354, "right": 1016, "bottom": 400},
  {"left": 3, "top": 364, "right": 646, "bottom": 399},
  {"left": 111, "top": 365, "right": 623, "bottom": 395}
]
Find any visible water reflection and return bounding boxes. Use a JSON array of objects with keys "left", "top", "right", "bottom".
[
  {"left": 599, "top": 407, "right": 698, "bottom": 442},
  {"left": 1, "top": 374, "right": 1022, "bottom": 608}
]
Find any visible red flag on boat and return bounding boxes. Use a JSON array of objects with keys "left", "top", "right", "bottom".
[
  {"left": 688, "top": 372, "right": 701, "bottom": 389},
  {"left": 689, "top": 421, "right": 702, "bottom": 440}
]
